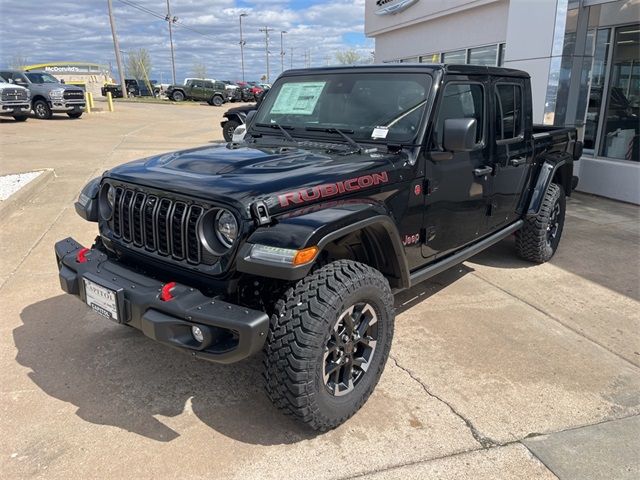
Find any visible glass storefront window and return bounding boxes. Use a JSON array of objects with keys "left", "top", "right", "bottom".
[
  {"left": 584, "top": 28, "right": 611, "bottom": 150},
  {"left": 601, "top": 24, "right": 640, "bottom": 160},
  {"left": 442, "top": 49, "right": 466, "bottom": 64},
  {"left": 468, "top": 45, "right": 498, "bottom": 66},
  {"left": 420, "top": 53, "right": 440, "bottom": 63}
]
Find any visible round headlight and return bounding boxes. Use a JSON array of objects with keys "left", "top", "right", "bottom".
[
  {"left": 215, "top": 209, "right": 238, "bottom": 248},
  {"left": 99, "top": 183, "right": 115, "bottom": 220}
]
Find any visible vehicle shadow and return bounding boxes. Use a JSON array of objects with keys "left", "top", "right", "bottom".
[
  {"left": 15, "top": 295, "right": 314, "bottom": 445},
  {"left": 395, "top": 263, "right": 474, "bottom": 314},
  {"left": 15, "top": 266, "right": 474, "bottom": 445},
  {"left": 465, "top": 235, "right": 536, "bottom": 270}
]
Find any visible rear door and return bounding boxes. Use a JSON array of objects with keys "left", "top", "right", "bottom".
[
  {"left": 422, "top": 75, "right": 493, "bottom": 259},
  {"left": 488, "top": 78, "right": 532, "bottom": 229}
]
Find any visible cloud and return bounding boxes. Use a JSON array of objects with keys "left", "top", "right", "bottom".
[{"left": 0, "top": 0, "right": 373, "bottom": 83}]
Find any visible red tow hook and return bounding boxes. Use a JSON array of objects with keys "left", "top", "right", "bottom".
[
  {"left": 160, "top": 282, "right": 177, "bottom": 302},
  {"left": 76, "top": 247, "right": 90, "bottom": 263}
]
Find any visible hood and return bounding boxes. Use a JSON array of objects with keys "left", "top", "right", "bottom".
[
  {"left": 105, "top": 142, "right": 404, "bottom": 216},
  {"left": 0, "top": 82, "right": 28, "bottom": 91}
]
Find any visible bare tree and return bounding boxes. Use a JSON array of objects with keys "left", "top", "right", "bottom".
[
  {"left": 191, "top": 63, "right": 207, "bottom": 79},
  {"left": 9, "top": 54, "right": 30, "bottom": 70},
  {"left": 335, "top": 49, "right": 363, "bottom": 65},
  {"left": 125, "top": 48, "right": 152, "bottom": 81}
]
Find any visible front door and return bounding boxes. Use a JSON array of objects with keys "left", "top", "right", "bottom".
[
  {"left": 422, "top": 77, "right": 493, "bottom": 259},
  {"left": 488, "top": 78, "right": 532, "bottom": 229}
]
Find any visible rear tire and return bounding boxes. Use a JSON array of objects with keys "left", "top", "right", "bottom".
[
  {"left": 516, "top": 182, "right": 565, "bottom": 263},
  {"left": 263, "top": 260, "right": 395, "bottom": 431},
  {"left": 13, "top": 115, "right": 28, "bottom": 122},
  {"left": 33, "top": 99, "right": 52, "bottom": 119},
  {"left": 67, "top": 112, "right": 83, "bottom": 119}
]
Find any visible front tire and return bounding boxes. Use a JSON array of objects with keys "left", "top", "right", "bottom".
[
  {"left": 516, "top": 182, "right": 565, "bottom": 263},
  {"left": 13, "top": 115, "right": 28, "bottom": 122},
  {"left": 33, "top": 100, "right": 52, "bottom": 119},
  {"left": 263, "top": 260, "right": 395, "bottom": 431},
  {"left": 67, "top": 112, "right": 83, "bottom": 119},
  {"left": 171, "top": 91, "right": 185, "bottom": 102},
  {"left": 212, "top": 95, "right": 224, "bottom": 107},
  {"left": 222, "top": 120, "right": 240, "bottom": 142}
]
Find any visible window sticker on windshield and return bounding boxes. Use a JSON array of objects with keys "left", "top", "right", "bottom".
[
  {"left": 371, "top": 126, "right": 389, "bottom": 139},
  {"left": 271, "top": 82, "right": 326, "bottom": 115}
]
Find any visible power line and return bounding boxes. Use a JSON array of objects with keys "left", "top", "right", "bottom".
[{"left": 114, "top": 0, "right": 220, "bottom": 42}]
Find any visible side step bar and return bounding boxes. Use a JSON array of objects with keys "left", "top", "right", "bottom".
[{"left": 408, "top": 220, "right": 523, "bottom": 288}]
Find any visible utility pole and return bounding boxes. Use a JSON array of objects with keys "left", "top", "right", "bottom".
[
  {"left": 258, "top": 26, "right": 274, "bottom": 83},
  {"left": 107, "top": 0, "right": 127, "bottom": 97},
  {"left": 280, "top": 30, "right": 287, "bottom": 74},
  {"left": 290, "top": 47, "right": 293, "bottom": 69},
  {"left": 165, "top": 0, "right": 177, "bottom": 84},
  {"left": 239, "top": 13, "right": 248, "bottom": 82}
]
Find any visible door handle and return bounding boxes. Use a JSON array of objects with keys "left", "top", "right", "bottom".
[
  {"left": 473, "top": 166, "right": 492, "bottom": 177},
  {"left": 509, "top": 157, "right": 527, "bottom": 167}
]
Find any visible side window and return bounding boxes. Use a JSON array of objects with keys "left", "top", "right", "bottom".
[
  {"left": 495, "top": 84, "right": 523, "bottom": 140},
  {"left": 435, "top": 83, "right": 484, "bottom": 148}
]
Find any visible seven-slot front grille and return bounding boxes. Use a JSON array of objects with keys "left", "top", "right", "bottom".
[
  {"left": 111, "top": 186, "right": 207, "bottom": 264},
  {"left": 63, "top": 89, "right": 85, "bottom": 100},
  {"left": 1, "top": 88, "right": 28, "bottom": 102}
]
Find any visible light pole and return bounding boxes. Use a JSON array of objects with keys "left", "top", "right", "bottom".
[
  {"left": 107, "top": 0, "right": 127, "bottom": 98},
  {"left": 280, "top": 30, "right": 287, "bottom": 74},
  {"left": 239, "top": 13, "right": 248, "bottom": 82},
  {"left": 258, "top": 26, "right": 274, "bottom": 83},
  {"left": 165, "top": 0, "right": 177, "bottom": 84}
]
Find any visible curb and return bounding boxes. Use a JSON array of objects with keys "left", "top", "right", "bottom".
[{"left": 0, "top": 169, "right": 55, "bottom": 222}]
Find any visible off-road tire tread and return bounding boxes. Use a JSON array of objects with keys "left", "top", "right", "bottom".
[
  {"left": 516, "top": 182, "right": 564, "bottom": 263},
  {"left": 263, "top": 260, "right": 394, "bottom": 431}
]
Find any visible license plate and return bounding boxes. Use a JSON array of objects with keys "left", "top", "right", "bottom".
[{"left": 83, "top": 277, "right": 119, "bottom": 321}]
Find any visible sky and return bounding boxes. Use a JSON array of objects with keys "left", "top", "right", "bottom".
[{"left": 0, "top": 0, "right": 373, "bottom": 84}]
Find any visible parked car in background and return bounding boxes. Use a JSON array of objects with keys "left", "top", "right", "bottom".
[
  {"left": 0, "top": 69, "right": 85, "bottom": 119},
  {"left": 220, "top": 91, "right": 267, "bottom": 141},
  {"left": 166, "top": 79, "right": 229, "bottom": 106},
  {"left": 101, "top": 79, "right": 158, "bottom": 98},
  {"left": 222, "top": 81, "right": 242, "bottom": 102},
  {"left": 0, "top": 73, "right": 31, "bottom": 121}
]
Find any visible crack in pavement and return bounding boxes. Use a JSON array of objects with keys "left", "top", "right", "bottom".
[{"left": 390, "top": 355, "right": 498, "bottom": 448}]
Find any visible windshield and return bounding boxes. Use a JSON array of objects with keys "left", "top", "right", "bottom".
[
  {"left": 25, "top": 72, "right": 60, "bottom": 84},
  {"left": 0, "top": 75, "right": 7, "bottom": 83},
  {"left": 253, "top": 72, "right": 432, "bottom": 143}
]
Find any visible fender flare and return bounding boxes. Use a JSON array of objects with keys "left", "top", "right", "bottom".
[
  {"left": 527, "top": 152, "right": 573, "bottom": 216},
  {"left": 236, "top": 203, "right": 410, "bottom": 287}
]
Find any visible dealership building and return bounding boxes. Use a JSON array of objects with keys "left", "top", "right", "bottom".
[
  {"left": 22, "top": 62, "right": 113, "bottom": 98},
  {"left": 366, "top": 0, "right": 639, "bottom": 203}
]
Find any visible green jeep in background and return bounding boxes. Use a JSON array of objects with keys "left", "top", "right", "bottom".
[{"left": 166, "top": 79, "right": 228, "bottom": 106}]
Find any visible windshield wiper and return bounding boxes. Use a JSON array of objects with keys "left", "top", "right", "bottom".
[
  {"left": 255, "top": 122, "right": 297, "bottom": 143},
  {"left": 305, "top": 127, "right": 363, "bottom": 153}
]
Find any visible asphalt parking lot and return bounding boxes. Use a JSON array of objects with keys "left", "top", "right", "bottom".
[{"left": 1, "top": 102, "right": 639, "bottom": 479}]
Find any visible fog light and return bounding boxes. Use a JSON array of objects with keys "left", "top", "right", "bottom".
[{"left": 191, "top": 326, "right": 204, "bottom": 343}]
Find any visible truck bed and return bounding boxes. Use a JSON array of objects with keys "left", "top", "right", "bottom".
[{"left": 532, "top": 124, "right": 578, "bottom": 156}]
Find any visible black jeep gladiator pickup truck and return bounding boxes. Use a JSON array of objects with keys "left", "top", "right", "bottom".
[{"left": 56, "top": 64, "right": 581, "bottom": 431}]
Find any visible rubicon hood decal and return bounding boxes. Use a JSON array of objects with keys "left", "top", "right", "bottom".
[{"left": 278, "top": 172, "right": 389, "bottom": 207}]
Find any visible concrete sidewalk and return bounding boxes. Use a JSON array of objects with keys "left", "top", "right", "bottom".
[{"left": 1, "top": 104, "right": 638, "bottom": 479}]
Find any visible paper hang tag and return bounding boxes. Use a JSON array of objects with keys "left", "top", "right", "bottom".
[{"left": 371, "top": 126, "right": 389, "bottom": 139}]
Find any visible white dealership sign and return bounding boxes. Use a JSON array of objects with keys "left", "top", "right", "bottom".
[{"left": 375, "top": 0, "right": 420, "bottom": 16}]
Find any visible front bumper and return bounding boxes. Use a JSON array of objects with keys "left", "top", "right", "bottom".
[
  {"left": 54, "top": 237, "right": 269, "bottom": 364},
  {"left": 0, "top": 103, "right": 30, "bottom": 115},
  {"left": 50, "top": 101, "right": 85, "bottom": 112}
]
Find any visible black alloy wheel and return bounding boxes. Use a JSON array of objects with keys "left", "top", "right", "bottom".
[{"left": 323, "top": 302, "right": 378, "bottom": 396}]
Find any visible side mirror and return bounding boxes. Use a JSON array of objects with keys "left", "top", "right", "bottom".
[{"left": 443, "top": 118, "right": 478, "bottom": 152}]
